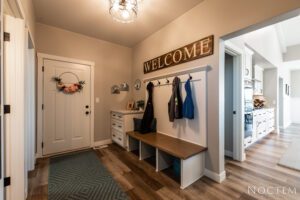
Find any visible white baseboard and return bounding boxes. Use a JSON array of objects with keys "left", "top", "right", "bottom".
[
  {"left": 204, "top": 169, "right": 226, "bottom": 183},
  {"left": 35, "top": 140, "right": 112, "bottom": 158},
  {"left": 94, "top": 139, "right": 112, "bottom": 147},
  {"left": 225, "top": 150, "right": 233, "bottom": 157}
]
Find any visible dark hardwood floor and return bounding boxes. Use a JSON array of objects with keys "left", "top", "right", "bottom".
[{"left": 27, "top": 124, "right": 300, "bottom": 200}]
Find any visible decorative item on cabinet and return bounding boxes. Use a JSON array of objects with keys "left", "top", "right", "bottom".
[
  {"left": 253, "top": 95, "right": 266, "bottom": 109},
  {"left": 135, "top": 100, "right": 145, "bottom": 111},
  {"left": 126, "top": 101, "right": 135, "bottom": 110}
]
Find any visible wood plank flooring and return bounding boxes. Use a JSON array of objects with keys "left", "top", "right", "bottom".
[{"left": 27, "top": 124, "right": 300, "bottom": 200}]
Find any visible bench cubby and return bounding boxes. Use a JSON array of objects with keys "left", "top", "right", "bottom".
[
  {"left": 127, "top": 136, "right": 140, "bottom": 157},
  {"left": 140, "top": 142, "right": 156, "bottom": 167},
  {"left": 127, "top": 131, "right": 207, "bottom": 189}
]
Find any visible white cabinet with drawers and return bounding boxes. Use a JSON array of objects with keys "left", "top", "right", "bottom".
[
  {"left": 244, "top": 108, "right": 275, "bottom": 148},
  {"left": 111, "top": 110, "right": 143, "bottom": 148}
]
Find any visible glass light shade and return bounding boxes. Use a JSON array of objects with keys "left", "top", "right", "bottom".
[{"left": 109, "top": 0, "right": 138, "bottom": 23}]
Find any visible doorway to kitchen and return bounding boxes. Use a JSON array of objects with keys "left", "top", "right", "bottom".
[
  {"left": 224, "top": 44, "right": 244, "bottom": 162},
  {"left": 221, "top": 13, "right": 300, "bottom": 167}
]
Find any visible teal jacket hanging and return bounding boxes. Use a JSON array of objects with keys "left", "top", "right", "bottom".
[{"left": 183, "top": 79, "right": 194, "bottom": 119}]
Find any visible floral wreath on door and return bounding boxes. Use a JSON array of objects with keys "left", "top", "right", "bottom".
[{"left": 53, "top": 72, "right": 85, "bottom": 94}]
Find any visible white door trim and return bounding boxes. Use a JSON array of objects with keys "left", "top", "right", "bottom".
[
  {"left": 36, "top": 53, "right": 95, "bottom": 158},
  {"left": 0, "top": 5, "right": 4, "bottom": 200},
  {"left": 224, "top": 41, "right": 245, "bottom": 162},
  {"left": 4, "top": 14, "right": 26, "bottom": 200},
  {"left": 24, "top": 27, "right": 35, "bottom": 199}
]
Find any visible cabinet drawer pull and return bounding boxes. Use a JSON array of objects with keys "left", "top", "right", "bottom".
[
  {"left": 118, "top": 125, "right": 122, "bottom": 128},
  {"left": 112, "top": 123, "right": 116, "bottom": 126},
  {"left": 118, "top": 138, "right": 122, "bottom": 141}
]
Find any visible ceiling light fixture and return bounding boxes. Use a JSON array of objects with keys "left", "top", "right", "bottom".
[{"left": 109, "top": 0, "right": 138, "bottom": 23}]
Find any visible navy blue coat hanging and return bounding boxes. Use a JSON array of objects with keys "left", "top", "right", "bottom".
[
  {"left": 141, "top": 82, "right": 154, "bottom": 133},
  {"left": 168, "top": 77, "right": 183, "bottom": 122},
  {"left": 183, "top": 79, "right": 194, "bottom": 119}
]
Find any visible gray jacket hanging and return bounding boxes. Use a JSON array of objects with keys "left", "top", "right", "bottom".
[{"left": 168, "top": 77, "right": 183, "bottom": 122}]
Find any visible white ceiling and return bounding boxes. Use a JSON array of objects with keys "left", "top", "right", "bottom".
[
  {"left": 33, "top": 0, "right": 203, "bottom": 47},
  {"left": 252, "top": 50, "right": 276, "bottom": 69},
  {"left": 277, "top": 16, "right": 300, "bottom": 48},
  {"left": 284, "top": 60, "right": 300, "bottom": 71}
]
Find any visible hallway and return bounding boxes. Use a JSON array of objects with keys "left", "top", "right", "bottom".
[{"left": 27, "top": 125, "right": 300, "bottom": 200}]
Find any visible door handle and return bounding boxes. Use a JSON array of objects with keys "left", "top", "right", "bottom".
[
  {"left": 85, "top": 111, "right": 90, "bottom": 115},
  {"left": 86, "top": 105, "right": 89, "bottom": 108}
]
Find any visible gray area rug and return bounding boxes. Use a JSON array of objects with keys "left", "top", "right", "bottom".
[
  {"left": 49, "top": 150, "right": 128, "bottom": 200},
  {"left": 278, "top": 138, "right": 300, "bottom": 171}
]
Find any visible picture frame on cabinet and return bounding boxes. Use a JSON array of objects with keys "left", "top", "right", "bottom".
[{"left": 126, "top": 101, "right": 135, "bottom": 110}]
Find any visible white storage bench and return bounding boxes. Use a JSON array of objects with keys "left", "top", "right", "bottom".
[{"left": 127, "top": 131, "right": 207, "bottom": 189}]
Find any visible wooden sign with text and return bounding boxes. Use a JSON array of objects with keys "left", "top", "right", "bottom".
[{"left": 144, "top": 35, "right": 214, "bottom": 74}]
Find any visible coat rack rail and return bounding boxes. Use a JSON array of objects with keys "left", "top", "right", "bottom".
[
  {"left": 143, "top": 65, "right": 209, "bottom": 83},
  {"left": 153, "top": 79, "right": 201, "bottom": 87}
]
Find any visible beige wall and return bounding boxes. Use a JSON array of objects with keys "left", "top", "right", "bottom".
[
  {"left": 132, "top": 0, "right": 300, "bottom": 174},
  {"left": 35, "top": 23, "right": 133, "bottom": 142}
]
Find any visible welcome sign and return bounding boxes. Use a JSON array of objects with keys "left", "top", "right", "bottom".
[{"left": 143, "top": 35, "right": 214, "bottom": 74}]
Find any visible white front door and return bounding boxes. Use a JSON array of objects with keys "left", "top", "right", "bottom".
[{"left": 43, "top": 59, "right": 91, "bottom": 155}]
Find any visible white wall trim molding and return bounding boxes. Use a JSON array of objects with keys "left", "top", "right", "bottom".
[
  {"left": 4, "top": 14, "right": 26, "bottom": 200},
  {"left": 224, "top": 41, "right": 245, "bottom": 162},
  {"left": 37, "top": 53, "right": 95, "bottom": 158},
  {"left": 38, "top": 53, "right": 95, "bottom": 66},
  {"left": 5, "top": 0, "right": 36, "bottom": 47},
  {"left": 94, "top": 139, "right": 112, "bottom": 147},
  {"left": 204, "top": 169, "right": 226, "bottom": 183}
]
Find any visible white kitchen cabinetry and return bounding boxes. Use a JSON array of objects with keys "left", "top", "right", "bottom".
[
  {"left": 244, "top": 108, "right": 274, "bottom": 148},
  {"left": 111, "top": 110, "right": 143, "bottom": 148},
  {"left": 244, "top": 47, "right": 254, "bottom": 80},
  {"left": 253, "top": 65, "right": 264, "bottom": 95}
]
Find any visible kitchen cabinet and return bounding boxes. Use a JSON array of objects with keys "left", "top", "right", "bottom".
[
  {"left": 253, "top": 65, "right": 264, "bottom": 95},
  {"left": 244, "top": 47, "right": 254, "bottom": 80},
  {"left": 244, "top": 108, "right": 274, "bottom": 148},
  {"left": 111, "top": 110, "right": 143, "bottom": 148}
]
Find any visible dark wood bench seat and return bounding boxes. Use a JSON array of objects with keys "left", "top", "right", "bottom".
[{"left": 127, "top": 131, "right": 207, "bottom": 160}]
